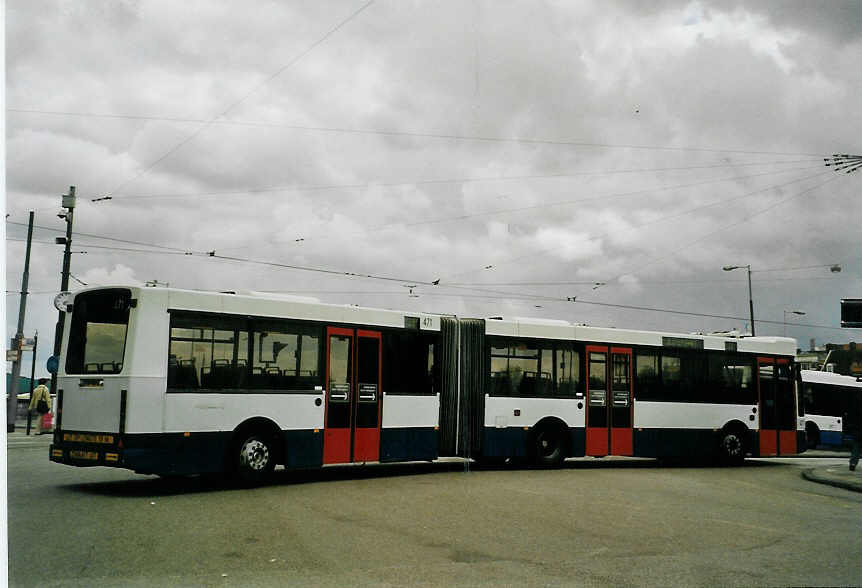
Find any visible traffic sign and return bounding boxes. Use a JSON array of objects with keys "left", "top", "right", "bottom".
[{"left": 6, "top": 350, "right": 20, "bottom": 362}]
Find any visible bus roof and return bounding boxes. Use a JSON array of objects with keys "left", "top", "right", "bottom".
[{"left": 801, "top": 369, "right": 862, "bottom": 387}]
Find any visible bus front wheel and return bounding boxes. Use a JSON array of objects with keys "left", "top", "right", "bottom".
[
  {"left": 805, "top": 423, "right": 820, "bottom": 449},
  {"left": 233, "top": 434, "right": 275, "bottom": 484},
  {"left": 531, "top": 425, "right": 566, "bottom": 467}
]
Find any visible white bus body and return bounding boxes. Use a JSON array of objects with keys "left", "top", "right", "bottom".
[{"left": 50, "top": 286, "right": 803, "bottom": 480}]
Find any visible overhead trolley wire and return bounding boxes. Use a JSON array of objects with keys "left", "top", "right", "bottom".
[
  {"left": 606, "top": 172, "right": 845, "bottom": 285},
  {"left": 5, "top": 220, "right": 195, "bottom": 253},
  {"left": 8, "top": 234, "right": 850, "bottom": 331},
  {"left": 207, "top": 253, "right": 437, "bottom": 286},
  {"left": 8, "top": 107, "right": 830, "bottom": 159},
  {"left": 94, "top": 159, "right": 820, "bottom": 203}
]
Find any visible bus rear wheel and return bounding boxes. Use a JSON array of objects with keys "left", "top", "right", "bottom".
[
  {"left": 233, "top": 434, "right": 275, "bottom": 485},
  {"left": 718, "top": 428, "right": 745, "bottom": 466}
]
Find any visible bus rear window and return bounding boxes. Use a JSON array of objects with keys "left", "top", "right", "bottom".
[{"left": 65, "top": 289, "right": 133, "bottom": 375}]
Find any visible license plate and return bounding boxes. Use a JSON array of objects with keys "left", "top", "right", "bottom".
[{"left": 69, "top": 450, "right": 99, "bottom": 461}]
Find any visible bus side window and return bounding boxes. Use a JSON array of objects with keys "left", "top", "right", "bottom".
[
  {"left": 661, "top": 354, "right": 681, "bottom": 401},
  {"left": 635, "top": 352, "right": 659, "bottom": 401}
]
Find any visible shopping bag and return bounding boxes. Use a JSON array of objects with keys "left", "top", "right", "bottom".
[{"left": 41, "top": 412, "right": 53, "bottom": 432}]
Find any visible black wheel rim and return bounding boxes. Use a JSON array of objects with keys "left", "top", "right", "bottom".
[{"left": 723, "top": 434, "right": 741, "bottom": 457}]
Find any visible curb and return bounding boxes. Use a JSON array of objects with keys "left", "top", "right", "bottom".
[{"left": 802, "top": 467, "right": 862, "bottom": 493}]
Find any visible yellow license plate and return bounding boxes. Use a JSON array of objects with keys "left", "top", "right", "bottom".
[
  {"left": 69, "top": 450, "right": 100, "bottom": 461},
  {"left": 64, "top": 433, "right": 114, "bottom": 444}
]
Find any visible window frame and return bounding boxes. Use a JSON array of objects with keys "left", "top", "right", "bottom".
[
  {"left": 486, "top": 336, "right": 583, "bottom": 399},
  {"left": 634, "top": 347, "right": 758, "bottom": 405},
  {"left": 166, "top": 310, "right": 324, "bottom": 394}
]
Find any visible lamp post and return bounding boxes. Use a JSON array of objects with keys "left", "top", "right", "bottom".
[
  {"left": 723, "top": 264, "right": 755, "bottom": 336},
  {"left": 50, "top": 187, "right": 76, "bottom": 401},
  {"left": 783, "top": 310, "right": 805, "bottom": 337}
]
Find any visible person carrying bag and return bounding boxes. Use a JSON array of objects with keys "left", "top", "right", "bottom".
[{"left": 28, "top": 378, "right": 52, "bottom": 435}]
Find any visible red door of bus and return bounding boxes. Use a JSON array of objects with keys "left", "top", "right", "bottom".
[
  {"left": 323, "top": 327, "right": 382, "bottom": 464},
  {"left": 586, "top": 346, "right": 634, "bottom": 456},
  {"left": 757, "top": 357, "right": 797, "bottom": 456}
]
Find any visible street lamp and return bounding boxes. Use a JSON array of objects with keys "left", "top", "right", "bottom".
[
  {"left": 723, "top": 264, "right": 755, "bottom": 336},
  {"left": 783, "top": 310, "right": 806, "bottom": 337}
]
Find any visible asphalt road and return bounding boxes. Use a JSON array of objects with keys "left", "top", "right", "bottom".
[{"left": 8, "top": 436, "right": 862, "bottom": 587}]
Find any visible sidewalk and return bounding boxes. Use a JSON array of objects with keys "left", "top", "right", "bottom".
[
  {"left": 802, "top": 464, "right": 862, "bottom": 493},
  {"left": 6, "top": 417, "right": 54, "bottom": 442}
]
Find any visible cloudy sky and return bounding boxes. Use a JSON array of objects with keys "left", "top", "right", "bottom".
[{"left": 5, "top": 0, "right": 862, "bottom": 377}]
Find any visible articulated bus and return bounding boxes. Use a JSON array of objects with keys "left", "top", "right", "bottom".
[
  {"left": 801, "top": 369, "right": 862, "bottom": 448},
  {"left": 49, "top": 286, "right": 805, "bottom": 482}
]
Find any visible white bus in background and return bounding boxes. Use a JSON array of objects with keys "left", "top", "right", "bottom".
[
  {"left": 801, "top": 369, "right": 862, "bottom": 448},
  {"left": 49, "top": 286, "right": 804, "bottom": 484}
]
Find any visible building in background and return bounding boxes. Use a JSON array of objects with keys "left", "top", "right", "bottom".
[{"left": 796, "top": 341, "right": 861, "bottom": 376}]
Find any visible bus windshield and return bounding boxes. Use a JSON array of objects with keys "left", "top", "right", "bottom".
[{"left": 65, "top": 289, "right": 133, "bottom": 375}]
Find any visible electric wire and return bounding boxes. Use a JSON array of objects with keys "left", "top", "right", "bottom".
[
  {"left": 5, "top": 220, "right": 194, "bottom": 252},
  {"left": 102, "top": 0, "right": 376, "bottom": 198},
  {"left": 99, "top": 159, "right": 821, "bottom": 203}
]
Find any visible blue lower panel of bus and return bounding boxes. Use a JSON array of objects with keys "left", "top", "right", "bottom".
[
  {"left": 480, "top": 427, "right": 586, "bottom": 458},
  {"left": 108, "top": 430, "right": 324, "bottom": 473},
  {"left": 380, "top": 427, "right": 438, "bottom": 462},
  {"left": 283, "top": 430, "right": 323, "bottom": 468},
  {"left": 634, "top": 428, "right": 764, "bottom": 457},
  {"left": 122, "top": 432, "right": 231, "bottom": 475},
  {"left": 819, "top": 430, "right": 844, "bottom": 447},
  {"left": 634, "top": 428, "right": 724, "bottom": 458}
]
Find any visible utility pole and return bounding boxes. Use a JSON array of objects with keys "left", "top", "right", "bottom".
[
  {"left": 746, "top": 265, "right": 755, "bottom": 337},
  {"left": 7, "top": 211, "right": 35, "bottom": 432},
  {"left": 49, "top": 187, "right": 76, "bottom": 400}
]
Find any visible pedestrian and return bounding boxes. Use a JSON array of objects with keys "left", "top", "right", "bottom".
[
  {"left": 28, "top": 378, "right": 52, "bottom": 435},
  {"left": 846, "top": 388, "right": 862, "bottom": 472}
]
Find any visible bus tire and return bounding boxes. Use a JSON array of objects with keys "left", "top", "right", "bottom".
[
  {"left": 717, "top": 427, "right": 746, "bottom": 466},
  {"left": 531, "top": 424, "right": 566, "bottom": 467},
  {"left": 233, "top": 433, "right": 275, "bottom": 485},
  {"left": 805, "top": 423, "right": 820, "bottom": 449}
]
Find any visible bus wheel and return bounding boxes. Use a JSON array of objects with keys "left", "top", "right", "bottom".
[
  {"left": 532, "top": 426, "right": 565, "bottom": 467},
  {"left": 234, "top": 434, "right": 275, "bottom": 484},
  {"left": 718, "top": 428, "right": 745, "bottom": 466},
  {"left": 805, "top": 423, "right": 820, "bottom": 449}
]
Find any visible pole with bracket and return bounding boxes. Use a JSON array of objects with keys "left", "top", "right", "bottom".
[{"left": 8, "top": 211, "right": 35, "bottom": 432}]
